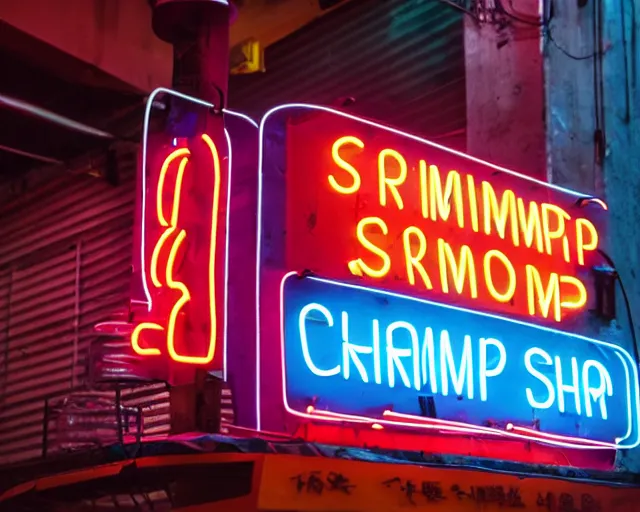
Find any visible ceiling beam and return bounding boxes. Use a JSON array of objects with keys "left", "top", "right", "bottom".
[
  {"left": 0, "top": 0, "right": 348, "bottom": 93},
  {"left": 0, "top": 0, "right": 172, "bottom": 93}
]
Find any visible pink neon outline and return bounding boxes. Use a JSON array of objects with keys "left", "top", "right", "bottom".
[
  {"left": 303, "top": 398, "right": 617, "bottom": 449},
  {"left": 311, "top": 408, "right": 520, "bottom": 437},
  {"left": 509, "top": 424, "right": 613, "bottom": 447},
  {"left": 309, "top": 408, "right": 616, "bottom": 449},
  {"left": 254, "top": 103, "right": 609, "bottom": 431},
  {"left": 272, "top": 271, "right": 640, "bottom": 450},
  {"left": 308, "top": 407, "right": 481, "bottom": 435},
  {"left": 383, "top": 411, "right": 613, "bottom": 448},
  {"left": 140, "top": 87, "right": 258, "bottom": 375}
]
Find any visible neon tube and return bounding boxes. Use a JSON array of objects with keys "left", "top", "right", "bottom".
[
  {"left": 508, "top": 424, "right": 613, "bottom": 447},
  {"left": 298, "top": 402, "right": 623, "bottom": 451},
  {"left": 385, "top": 411, "right": 613, "bottom": 448},
  {"left": 272, "top": 272, "right": 640, "bottom": 450},
  {"left": 223, "top": 129, "right": 232, "bottom": 382},
  {"left": 140, "top": 87, "right": 257, "bottom": 310},
  {"left": 134, "top": 133, "right": 221, "bottom": 364}
]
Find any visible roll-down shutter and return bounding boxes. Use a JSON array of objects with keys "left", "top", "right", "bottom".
[
  {"left": 0, "top": 147, "right": 169, "bottom": 463},
  {"left": 229, "top": 0, "right": 466, "bottom": 148}
]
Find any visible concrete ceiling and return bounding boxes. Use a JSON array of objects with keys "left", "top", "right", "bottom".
[
  {"left": 0, "top": 0, "right": 348, "bottom": 93},
  {"left": 0, "top": 0, "right": 348, "bottom": 179}
]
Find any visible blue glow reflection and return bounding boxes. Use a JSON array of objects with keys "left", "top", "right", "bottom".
[{"left": 282, "top": 275, "right": 640, "bottom": 447}]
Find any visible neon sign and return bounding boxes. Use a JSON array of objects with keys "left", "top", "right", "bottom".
[
  {"left": 252, "top": 104, "right": 631, "bottom": 459},
  {"left": 131, "top": 88, "right": 233, "bottom": 371},
  {"left": 132, "top": 134, "right": 222, "bottom": 364},
  {"left": 280, "top": 273, "right": 640, "bottom": 449},
  {"left": 268, "top": 105, "right": 608, "bottom": 323}
]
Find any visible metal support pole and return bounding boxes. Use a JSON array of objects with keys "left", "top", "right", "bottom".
[
  {"left": 152, "top": 0, "right": 231, "bottom": 106},
  {"left": 150, "top": 0, "right": 231, "bottom": 435}
]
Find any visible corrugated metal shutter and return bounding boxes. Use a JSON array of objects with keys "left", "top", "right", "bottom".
[
  {"left": 229, "top": 0, "right": 466, "bottom": 149},
  {"left": 0, "top": 246, "right": 78, "bottom": 463},
  {"left": 0, "top": 270, "right": 11, "bottom": 424},
  {"left": 0, "top": 146, "right": 169, "bottom": 463}
]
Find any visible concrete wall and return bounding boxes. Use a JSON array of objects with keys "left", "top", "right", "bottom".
[
  {"left": 598, "top": 0, "right": 640, "bottom": 471},
  {"left": 466, "top": 0, "right": 640, "bottom": 470},
  {"left": 0, "top": 0, "right": 172, "bottom": 92},
  {"left": 465, "top": 1, "right": 546, "bottom": 180},
  {"left": 0, "top": 0, "right": 339, "bottom": 93},
  {"left": 545, "top": 1, "right": 601, "bottom": 193},
  {"left": 547, "top": 0, "right": 640, "bottom": 403}
]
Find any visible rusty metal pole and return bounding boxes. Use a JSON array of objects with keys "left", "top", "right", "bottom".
[
  {"left": 151, "top": 0, "right": 232, "bottom": 434},
  {"left": 152, "top": 0, "right": 231, "bottom": 105}
]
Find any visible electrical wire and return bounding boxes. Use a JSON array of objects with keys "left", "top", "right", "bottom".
[
  {"left": 494, "top": 0, "right": 597, "bottom": 60},
  {"left": 631, "top": 0, "right": 637, "bottom": 90},
  {"left": 593, "top": 0, "right": 606, "bottom": 170},
  {"left": 495, "top": 0, "right": 546, "bottom": 26},
  {"left": 546, "top": 27, "right": 596, "bottom": 60},
  {"left": 620, "top": 0, "right": 631, "bottom": 122},
  {"left": 597, "top": 249, "right": 640, "bottom": 365},
  {"left": 440, "top": 0, "right": 600, "bottom": 62}
]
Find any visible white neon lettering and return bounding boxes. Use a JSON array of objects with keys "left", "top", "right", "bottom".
[
  {"left": 298, "top": 303, "right": 340, "bottom": 377},
  {"left": 341, "top": 311, "right": 372, "bottom": 382},
  {"left": 582, "top": 359, "right": 613, "bottom": 419},
  {"left": 296, "top": 300, "right": 620, "bottom": 428},
  {"left": 372, "top": 319, "right": 382, "bottom": 384},
  {"left": 440, "top": 331, "right": 473, "bottom": 399},
  {"left": 479, "top": 337, "right": 507, "bottom": 402},
  {"left": 421, "top": 327, "right": 438, "bottom": 393},
  {"left": 525, "top": 347, "right": 556, "bottom": 409},
  {"left": 386, "top": 321, "right": 420, "bottom": 390},
  {"left": 555, "top": 356, "right": 582, "bottom": 415}
]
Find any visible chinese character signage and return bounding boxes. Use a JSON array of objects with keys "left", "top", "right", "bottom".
[{"left": 258, "top": 454, "right": 639, "bottom": 511}]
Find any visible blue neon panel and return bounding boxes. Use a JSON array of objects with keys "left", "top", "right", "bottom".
[{"left": 282, "top": 275, "right": 639, "bottom": 446}]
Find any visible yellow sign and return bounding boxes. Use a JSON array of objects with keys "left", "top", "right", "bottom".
[
  {"left": 230, "top": 38, "right": 264, "bottom": 75},
  {"left": 258, "top": 455, "right": 638, "bottom": 511},
  {"left": 2, "top": 452, "right": 638, "bottom": 511}
]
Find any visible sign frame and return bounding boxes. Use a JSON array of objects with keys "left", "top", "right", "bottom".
[
  {"left": 255, "top": 103, "right": 633, "bottom": 454},
  {"left": 131, "top": 87, "right": 258, "bottom": 380},
  {"left": 279, "top": 272, "right": 640, "bottom": 450}
]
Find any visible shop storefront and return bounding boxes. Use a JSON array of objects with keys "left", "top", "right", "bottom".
[{"left": 1, "top": 1, "right": 639, "bottom": 510}]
